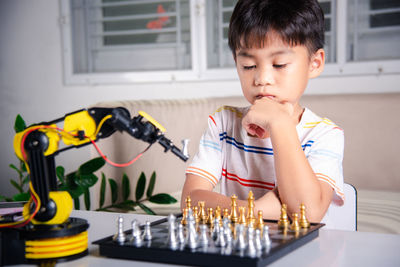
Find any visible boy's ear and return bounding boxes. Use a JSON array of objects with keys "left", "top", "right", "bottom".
[{"left": 309, "top": 49, "right": 325, "bottom": 78}]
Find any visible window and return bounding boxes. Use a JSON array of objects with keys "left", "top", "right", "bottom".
[
  {"left": 347, "top": 0, "right": 400, "bottom": 61},
  {"left": 70, "top": 0, "right": 191, "bottom": 73},
  {"left": 60, "top": 0, "right": 400, "bottom": 85}
]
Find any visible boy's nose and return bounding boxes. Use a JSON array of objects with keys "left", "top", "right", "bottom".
[{"left": 254, "top": 67, "right": 274, "bottom": 86}]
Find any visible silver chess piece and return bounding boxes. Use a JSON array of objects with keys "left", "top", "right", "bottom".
[
  {"left": 262, "top": 225, "right": 272, "bottom": 249},
  {"left": 198, "top": 224, "right": 209, "bottom": 247},
  {"left": 223, "top": 217, "right": 233, "bottom": 245},
  {"left": 255, "top": 229, "right": 263, "bottom": 251},
  {"left": 113, "top": 215, "right": 126, "bottom": 244},
  {"left": 130, "top": 219, "right": 143, "bottom": 246},
  {"left": 143, "top": 221, "right": 152, "bottom": 241},
  {"left": 211, "top": 218, "right": 220, "bottom": 240},
  {"left": 215, "top": 224, "right": 226, "bottom": 247},
  {"left": 246, "top": 225, "right": 257, "bottom": 258},
  {"left": 185, "top": 209, "right": 198, "bottom": 249},
  {"left": 167, "top": 214, "right": 178, "bottom": 249},
  {"left": 235, "top": 224, "right": 247, "bottom": 251},
  {"left": 177, "top": 223, "right": 186, "bottom": 244}
]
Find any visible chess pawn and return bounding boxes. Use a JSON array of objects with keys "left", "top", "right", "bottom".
[
  {"left": 262, "top": 225, "right": 272, "bottom": 248},
  {"left": 278, "top": 204, "right": 289, "bottom": 229},
  {"left": 181, "top": 207, "right": 189, "bottom": 225},
  {"left": 223, "top": 217, "right": 233, "bottom": 244},
  {"left": 235, "top": 223, "right": 247, "bottom": 251},
  {"left": 246, "top": 191, "right": 256, "bottom": 226},
  {"left": 215, "top": 224, "right": 226, "bottom": 247},
  {"left": 254, "top": 229, "right": 263, "bottom": 251},
  {"left": 143, "top": 221, "right": 152, "bottom": 241},
  {"left": 206, "top": 207, "right": 214, "bottom": 227},
  {"left": 211, "top": 217, "right": 220, "bottom": 240},
  {"left": 230, "top": 194, "right": 239, "bottom": 224},
  {"left": 256, "top": 210, "right": 264, "bottom": 231},
  {"left": 130, "top": 219, "right": 143, "bottom": 246},
  {"left": 198, "top": 224, "right": 209, "bottom": 247},
  {"left": 222, "top": 208, "right": 230, "bottom": 221},
  {"left": 238, "top": 206, "right": 247, "bottom": 226},
  {"left": 290, "top": 213, "right": 300, "bottom": 232},
  {"left": 198, "top": 201, "right": 207, "bottom": 224},
  {"left": 167, "top": 214, "right": 178, "bottom": 249},
  {"left": 299, "top": 203, "right": 310, "bottom": 228},
  {"left": 185, "top": 195, "right": 192, "bottom": 211},
  {"left": 113, "top": 215, "right": 126, "bottom": 244},
  {"left": 246, "top": 225, "right": 256, "bottom": 258},
  {"left": 193, "top": 206, "right": 200, "bottom": 224},
  {"left": 177, "top": 223, "right": 185, "bottom": 244},
  {"left": 215, "top": 206, "right": 223, "bottom": 226},
  {"left": 186, "top": 209, "right": 198, "bottom": 249}
]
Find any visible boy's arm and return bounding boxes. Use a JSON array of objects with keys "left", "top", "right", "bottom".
[
  {"left": 181, "top": 173, "right": 282, "bottom": 220},
  {"left": 242, "top": 98, "right": 334, "bottom": 222}
]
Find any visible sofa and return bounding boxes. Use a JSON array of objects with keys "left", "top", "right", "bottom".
[{"left": 90, "top": 93, "right": 400, "bottom": 234}]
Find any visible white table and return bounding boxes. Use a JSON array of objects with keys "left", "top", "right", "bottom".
[{"left": 11, "top": 210, "right": 400, "bottom": 267}]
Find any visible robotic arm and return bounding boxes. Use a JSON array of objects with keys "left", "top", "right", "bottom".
[{"left": 13, "top": 107, "right": 189, "bottom": 224}]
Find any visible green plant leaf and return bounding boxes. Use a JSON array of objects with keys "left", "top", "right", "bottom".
[
  {"left": 84, "top": 188, "right": 91, "bottom": 210},
  {"left": 99, "top": 173, "right": 106, "bottom": 208},
  {"left": 138, "top": 203, "right": 156, "bottom": 215},
  {"left": 78, "top": 157, "right": 105, "bottom": 176},
  {"left": 149, "top": 193, "right": 177, "bottom": 204},
  {"left": 135, "top": 172, "right": 146, "bottom": 201},
  {"left": 22, "top": 175, "right": 30, "bottom": 185},
  {"left": 56, "top": 166, "right": 65, "bottom": 185},
  {"left": 14, "top": 114, "right": 26, "bottom": 133},
  {"left": 113, "top": 201, "right": 137, "bottom": 211},
  {"left": 21, "top": 160, "right": 27, "bottom": 172},
  {"left": 74, "top": 198, "right": 80, "bottom": 210},
  {"left": 9, "top": 164, "right": 23, "bottom": 177},
  {"left": 108, "top": 179, "right": 118, "bottom": 204},
  {"left": 10, "top": 180, "right": 23, "bottom": 193},
  {"left": 12, "top": 192, "right": 30, "bottom": 201},
  {"left": 146, "top": 171, "right": 156, "bottom": 198},
  {"left": 122, "top": 173, "right": 130, "bottom": 201},
  {"left": 75, "top": 173, "right": 98, "bottom": 189}
]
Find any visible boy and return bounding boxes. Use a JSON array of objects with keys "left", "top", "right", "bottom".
[{"left": 182, "top": 0, "right": 344, "bottom": 227}]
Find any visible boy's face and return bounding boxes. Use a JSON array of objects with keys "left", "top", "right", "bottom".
[{"left": 235, "top": 32, "right": 324, "bottom": 109}]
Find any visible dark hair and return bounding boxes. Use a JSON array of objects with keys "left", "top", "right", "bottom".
[{"left": 228, "top": 0, "right": 325, "bottom": 58}]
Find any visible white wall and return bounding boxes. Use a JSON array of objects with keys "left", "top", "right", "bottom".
[{"left": 0, "top": 0, "right": 399, "bottom": 198}]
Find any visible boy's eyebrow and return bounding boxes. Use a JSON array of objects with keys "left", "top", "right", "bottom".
[{"left": 237, "top": 49, "right": 294, "bottom": 58}]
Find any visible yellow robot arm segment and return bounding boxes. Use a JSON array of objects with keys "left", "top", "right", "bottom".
[
  {"left": 138, "top": 110, "right": 166, "bottom": 133},
  {"left": 62, "top": 110, "right": 97, "bottom": 146}
]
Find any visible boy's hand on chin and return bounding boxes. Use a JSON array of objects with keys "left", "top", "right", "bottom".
[{"left": 242, "top": 97, "right": 295, "bottom": 138}]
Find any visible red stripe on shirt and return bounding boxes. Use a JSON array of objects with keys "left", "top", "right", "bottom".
[
  {"left": 222, "top": 169, "right": 275, "bottom": 190},
  {"left": 209, "top": 115, "right": 216, "bottom": 126}
]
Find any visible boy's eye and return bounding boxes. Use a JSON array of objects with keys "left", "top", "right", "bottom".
[
  {"left": 273, "top": 64, "right": 287, "bottom": 69},
  {"left": 243, "top": 65, "right": 256, "bottom": 70}
]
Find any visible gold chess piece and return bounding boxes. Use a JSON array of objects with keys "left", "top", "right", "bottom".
[
  {"left": 238, "top": 206, "right": 247, "bottom": 226},
  {"left": 198, "top": 201, "right": 207, "bottom": 224},
  {"left": 193, "top": 206, "right": 200, "bottom": 224},
  {"left": 278, "top": 204, "right": 289, "bottom": 229},
  {"left": 206, "top": 207, "right": 214, "bottom": 226},
  {"left": 256, "top": 210, "right": 264, "bottom": 231},
  {"left": 215, "top": 206, "right": 222, "bottom": 226},
  {"left": 222, "top": 208, "right": 230, "bottom": 220},
  {"left": 181, "top": 207, "right": 189, "bottom": 225},
  {"left": 185, "top": 195, "right": 192, "bottom": 211},
  {"left": 290, "top": 213, "right": 300, "bottom": 232},
  {"left": 230, "top": 194, "right": 239, "bottom": 224},
  {"left": 299, "top": 203, "right": 310, "bottom": 228},
  {"left": 246, "top": 191, "right": 256, "bottom": 226}
]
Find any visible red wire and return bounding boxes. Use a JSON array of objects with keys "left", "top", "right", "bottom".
[{"left": 89, "top": 138, "right": 151, "bottom": 167}]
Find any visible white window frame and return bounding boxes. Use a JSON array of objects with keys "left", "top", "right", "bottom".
[{"left": 60, "top": 0, "right": 400, "bottom": 93}]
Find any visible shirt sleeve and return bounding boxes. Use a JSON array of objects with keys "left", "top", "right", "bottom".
[
  {"left": 185, "top": 113, "right": 223, "bottom": 187},
  {"left": 307, "top": 128, "right": 345, "bottom": 205}
]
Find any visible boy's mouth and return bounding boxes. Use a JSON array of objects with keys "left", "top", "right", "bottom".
[{"left": 256, "top": 94, "right": 276, "bottom": 100}]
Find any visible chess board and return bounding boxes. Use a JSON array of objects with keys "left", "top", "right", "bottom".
[{"left": 93, "top": 215, "right": 324, "bottom": 267}]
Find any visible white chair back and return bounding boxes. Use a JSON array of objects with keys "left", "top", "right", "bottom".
[{"left": 326, "top": 183, "right": 357, "bottom": 231}]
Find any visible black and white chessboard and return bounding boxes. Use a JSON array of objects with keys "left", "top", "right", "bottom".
[{"left": 93, "top": 215, "right": 324, "bottom": 267}]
